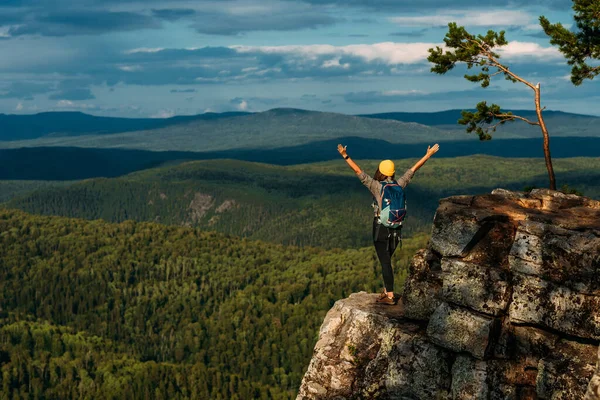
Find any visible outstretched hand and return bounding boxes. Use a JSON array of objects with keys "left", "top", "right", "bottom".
[
  {"left": 426, "top": 143, "right": 440, "bottom": 157},
  {"left": 337, "top": 144, "right": 348, "bottom": 157}
]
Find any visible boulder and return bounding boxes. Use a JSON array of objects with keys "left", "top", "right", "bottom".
[
  {"left": 402, "top": 249, "right": 443, "bottom": 321},
  {"left": 441, "top": 258, "right": 510, "bottom": 316},
  {"left": 296, "top": 292, "right": 452, "bottom": 400},
  {"left": 427, "top": 302, "right": 497, "bottom": 360},
  {"left": 509, "top": 273, "right": 600, "bottom": 340}
]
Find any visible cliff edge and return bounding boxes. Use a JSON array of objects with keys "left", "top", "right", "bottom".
[{"left": 298, "top": 189, "right": 600, "bottom": 399}]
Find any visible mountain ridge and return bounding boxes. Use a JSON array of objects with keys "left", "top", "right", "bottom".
[
  {"left": 0, "top": 109, "right": 461, "bottom": 151},
  {"left": 2, "top": 108, "right": 599, "bottom": 144}
]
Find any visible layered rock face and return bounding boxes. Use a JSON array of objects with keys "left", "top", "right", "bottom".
[{"left": 298, "top": 189, "right": 600, "bottom": 399}]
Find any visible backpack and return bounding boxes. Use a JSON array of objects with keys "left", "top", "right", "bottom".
[{"left": 378, "top": 182, "right": 406, "bottom": 229}]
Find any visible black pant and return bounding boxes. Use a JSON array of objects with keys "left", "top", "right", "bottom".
[{"left": 373, "top": 218, "right": 401, "bottom": 292}]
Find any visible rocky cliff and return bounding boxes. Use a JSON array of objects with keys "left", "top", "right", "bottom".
[{"left": 298, "top": 189, "right": 600, "bottom": 399}]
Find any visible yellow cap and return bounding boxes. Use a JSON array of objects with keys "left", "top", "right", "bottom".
[{"left": 379, "top": 160, "right": 395, "bottom": 177}]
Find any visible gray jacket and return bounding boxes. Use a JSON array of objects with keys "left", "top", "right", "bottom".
[{"left": 357, "top": 169, "right": 414, "bottom": 217}]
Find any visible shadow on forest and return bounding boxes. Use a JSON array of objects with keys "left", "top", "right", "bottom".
[{"left": 2, "top": 136, "right": 600, "bottom": 181}]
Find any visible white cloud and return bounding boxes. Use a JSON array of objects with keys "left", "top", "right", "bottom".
[
  {"left": 232, "top": 40, "right": 559, "bottom": 66},
  {"left": 390, "top": 10, "right": 532, "bottom": 27},
  {"left": 237, "top": 100, "right": 248, "bottom": 111},
  {"left": 498, "top": 41, "right": 562, "bottom": 60},
  {"left": 56, "top": 100, "right": 96, "bottom": 109},
  {"left": 118, "top": 65, "right": 143, "bottom": 72},
  {"left": 15, "top": 102, "right": 23, "bottom": 111},
  {"left": 382, "top": 90, "right": 427, "bottom": 96},
  {"left": 322, "top": 58, "right": 350, "bottom": 69},
  {"left": 233, "top": 42, "right": 437, "bottom": 64},
  {"left": 124, "top": 48, "right": 165, "bottom": 54}
]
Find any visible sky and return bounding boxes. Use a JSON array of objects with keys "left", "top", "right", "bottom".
[{"left": 0, "top": 0, "right": 598, "bottom": 118}]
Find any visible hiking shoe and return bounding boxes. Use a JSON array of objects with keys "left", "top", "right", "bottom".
[
  {"left": 377, "top": 291, "right": 388, "bottom": 301},
  {"left": 376, "top": 295, "right": 398, "bottom": 305}
]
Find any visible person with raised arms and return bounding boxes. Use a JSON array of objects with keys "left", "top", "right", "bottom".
[{"left": 337, "top": 143, "right": 440, "bottom": 305}]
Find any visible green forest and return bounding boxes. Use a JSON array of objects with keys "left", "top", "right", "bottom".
[
  {"left": 2, "top": 156, "right": 600, "bottom": 398},
  {"left": 0, "top": 208, "right": 428, "bottom": 399},
  {"left": 4, "top": 156, "right": 600, "bottom": 248}
]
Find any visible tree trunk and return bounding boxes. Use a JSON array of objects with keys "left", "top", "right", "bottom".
[{"left": 534, "top": 83, "right": 557, "bottom": 190}]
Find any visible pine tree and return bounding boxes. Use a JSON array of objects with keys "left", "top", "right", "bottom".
[
  {"left": 540, "top": 0, "right": 600, "bottom": 85},
  {"left": 428, "top": 23, "right": 557, "bottom": 189}
]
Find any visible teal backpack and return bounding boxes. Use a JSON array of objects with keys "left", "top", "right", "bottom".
[{"left": 378, "top": 182, "right": 406, "bottom": 229}]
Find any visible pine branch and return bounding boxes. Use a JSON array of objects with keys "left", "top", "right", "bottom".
[
  {"left": 493, "top": 113, "right": 540, "bottom": 125},
  {"left": 473, "top": 40, "right": 537, "bottom": 90}
]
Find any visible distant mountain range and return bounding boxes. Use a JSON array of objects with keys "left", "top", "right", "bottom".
[
  {"left": 358, "top": 109, "right": 600, "bottom": 127},
  {"left": 0, "top": 108, "right": 463, "bottom": 151},
  {"left": 0, "top": 110, "right": 250, "bottom": 141},
  {"left": 2, "top": 108, "right": 599, "bottom": 152}
]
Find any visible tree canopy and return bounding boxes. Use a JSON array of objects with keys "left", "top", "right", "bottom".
[
  {"left": 428, "top": 23, "right": 557, "bottom": 189},
  {"left": 0, "top": 208, "right": 427, "bottom": 399},
  {"left": 541, "top": 0, "right": 600, "bottom": 85}
]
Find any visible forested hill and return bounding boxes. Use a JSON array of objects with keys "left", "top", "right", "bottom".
[
  {"left": 5, "top": 156, "right": 600, "bottom": 249},
  {"left": 359, "top": 109, "right": 600, "bottom": 128},
  {"left": 0, "top": 109, "right": 466, "bottom": 151},
  {"left": 2, "top": 108, "right": 599, "bottom": 150},
  {"left": 4, "top": 137, "right": 600, "bottom": 182},
  {"left": 0, "top": 111, "right": 250, "bottom": 141},
  {"left": 0, "top": 208, "right": 428, "bottom": 399},
  {"left": 3, "top": 158, "right": 436, "bottom": 248}
]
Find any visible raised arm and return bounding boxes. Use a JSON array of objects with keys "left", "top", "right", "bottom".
[
  {"left": 337, "top": 144, "right": 362, "bottom": 174},
  {"left": 410, "top": 144, "right": 440, "bottom": 173}
]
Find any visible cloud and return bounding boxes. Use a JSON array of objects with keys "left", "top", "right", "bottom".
[
  {"left": 56, "top": 99, "right": 97, "bottom": 109},
  {"left": 233, "top": 42, "right": 435, "bottom": 64},
  {"left": 389, "top": 29, "right": 429, "bottom": 38},
  {"left": 341, "top": 88, "right": 531, "bottom": 104},
  {"left": 0, "top": 36, "right": 566, "bottom": 101},
  {"left": 9, "top": 40, "right": 559, "bottom": 91},
  {"left": 0, "top": 81, "right": 54, "bottom": 99},
  {"left": 522, "top": 31, "right": 554, "bottom": 39},
  {"left": 171, "top": 88, "right": 197, "bottom": 93},
  {"left": 237, "top": 100, "right": 248, "bottom": 110},
  {"left": 49, "top": 88, "right": 95, "bottom": 101},
  {"left": 223, "top": 96, "right": 294, "bottom": 112},
  {"left": 342, "top": 90, "right": 429, "bottom": 103},
  {"left": 118, "top": 65, "right": 143, "bottom": 72},
  {"left": 6, "top": 10, "right": 161, "bottom": 37},
  {"left": 299, "top": 0, "right": 571, "bottom": 11},
  {"left": 46, "top": 79, "right": 96, "bottom": 101},
  {"left": 390, "top": 10, "right": 532, "bottom": 28},
  {"left": 0, "top": 1, "right": 340, "bottom": 38},
  {"left": 352, "top": 18, "right": 375, "bottom": 23},
  {"left": 151, "top": 109, "right": 176, "bottom": 118},
  {"left": 498, "top": 41, "right": 562, "bottom": 61},
  {"left": 15, "top": 102, "right": 23, "bottom": 111},
  {"left": 0, "top": 10, "right": 24, "bottom": 25},
  {"left": 151, "top": 8, "right": 196, "bottom": 22},
  {"left": 189, "top": 9, "right": 337, "bottom": 35}
]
